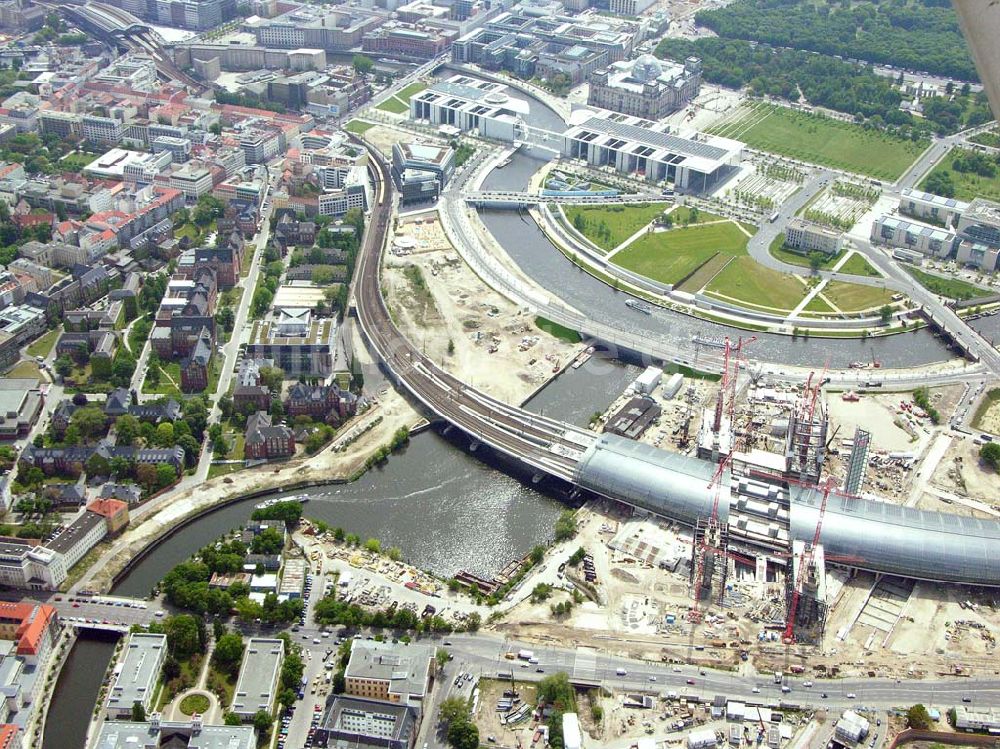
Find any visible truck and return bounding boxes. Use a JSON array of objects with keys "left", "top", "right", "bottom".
[
  {"left": 773, "top": 671, "right": 783, "bottom": 684},
  {"left": 517, "top": 649, "right": 534, "bottom": 661}
]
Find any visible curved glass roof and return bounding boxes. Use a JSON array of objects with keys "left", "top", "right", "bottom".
[{"left": 574, "top": 434, "right": 1000, "bottom": 586}]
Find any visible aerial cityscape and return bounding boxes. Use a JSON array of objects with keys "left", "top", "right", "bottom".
[{"left": 0, "top": 0, "right": 997, "bottom": 747}]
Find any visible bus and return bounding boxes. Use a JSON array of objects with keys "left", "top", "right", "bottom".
[{"left": 768, "top": 211, "right": 780, "bottom": 223}]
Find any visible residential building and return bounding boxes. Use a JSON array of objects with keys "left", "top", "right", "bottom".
[
  {"left": 93, "top": 54, "right": 159, "bottom": 92},
  {"left": 180, "top": 329, "right": 213, "bottom": 392},
  {"left": 233, "top": 358, "right": 274, "bottom": 413},
  {"left": 244, "top": 411, "right": 295, "bottom": 460},
  {"left": 92, "top": 717, "right": 256, "bottom": 749},
  {"left": 608, "top": 0, "right": 656, "bottom": 15},
  {"left": 105, "top": 633, "right": 167, "bottom": 720},
  {"left": 344, "top": 639, "right": 433, "bottom": 706},
  {"left": 0, "top": 602, "right": 59, "bottom": 665},
  {"left": 955, "top": 197, "right": 1000, "bottom": 272},
  {"left": 86, "top": 498, "right": 130, "bottom": 535},
  {"left": 19, "top": 444, "right": 185, "bottom": 476},
  {"left": 246, "top": 315, "right": 336, "bottom": 377},
  {"left": 898, "top": 187, "right": 969, "bottom": 227},
  {"left": 0, "top": 724, "right": 19, "bottom": 749},
  {"left": 230, "top": 638, "right": 285, "bottom": 721},
  {"left": 285, "top": 382, "right": 357, "bottom": 424},
  {"left": 82, "top": 116, "right": 126, "bottom": 147},
  {"left": 588, "top": 55, "right": 701, "bottom": 120},
  {"left": 870, "top": 215, "right": 954, "bottom": 258},
  {"left": 783, "top": 218, "right": 843, "bottom": 257},
  {"left": 313, "top": 696, "right": 418, "bottom": 749}
]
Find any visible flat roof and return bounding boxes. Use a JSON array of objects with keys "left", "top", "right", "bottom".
[
  {"left": 93, "top": 721, "right": 256, "bottom": 749},
  {"left": 345, "top": 640, "right": 433, "bottom": 700},
  {"left": 47, "top": 511, "right": 105, "bottom": 556},
  {"left": 106, "top": 633, "right": 166, "bottom": 712},
  {"left": 572, "top": 115, "right": 729, "bottom": 161},
  {"left": 320, "top": 695, "right": 417, "bottom": 740},
  {"left": 232, "top": 637, "right": 284, "bottom": 715}
]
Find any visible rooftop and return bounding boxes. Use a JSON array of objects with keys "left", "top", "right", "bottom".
[
  {"left": 232, "top": 638, "right": 284, "bottom": 715},
  {"left": 106, "top": 633, "right": 167, "bottom": 712},
  {"left": 92, "top": 720, "right": 256, "bottom": 749},
  {"left": 345, "top": 639, "right": 433, "bottom": 701}
]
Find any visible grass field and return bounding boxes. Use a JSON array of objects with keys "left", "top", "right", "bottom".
[
  {"left": 919, "top": 149, "right": 1000, "bottom": 203},
  {"left": 396, "top": 82, "right": 428, "bottom": 100},
  {"left": 677, "top": 254, "right": 734, "bottom": 293},
  {"left": 345, "top": 120, "right": 375, "bottom": 134},
  {"left": 768, "top": 234, "right": 844, "bottom": 270},
  {"left": 375, "top": 96, "right": 409, "bottom": 114},
  {"left": 969, "top": 130, "right": 1000, "bottom": 149},
  {"left": 26, "top": 328, "right": 60, "bottom": 359},
  {"left": 903, "top": 266, "right": 991, "bottom": 301},
  {"left": 179, "top": 694, "right": 210, "bottom": 716},
  {"left": 705, "top": 257, "right": 808, "bottom": 311},
  {"left": 5, "top": 360, "right": 41, "bottom": 381},
  {"left": 972, "top": 388, "right": 1000, "bottom": 435},
  {"left": 838, "top": 253, "right": 882, "bottom": 278},
  {"left": 802, "top": 294, "right": 837, "bottom": 314},
  {"left": 59, "top": 151, "right": 100, "bottom": 172},
  {"left": 668, "top": 206, "right": 723, "bottom": 226},
  {"left": 822, "top": 281, "right": 894, "bottom": 311},
  {"left": 710, "top": 104, "right": 925, "bottom": 180},
  {"left": 564, "top": 203, "right": 668, "bottom": 252},
  {"left": 613, "top": 221, "right": 749, "bottom": 286},
  {"left": 535, "top": 316, "right": 582, "bottom": 343}
]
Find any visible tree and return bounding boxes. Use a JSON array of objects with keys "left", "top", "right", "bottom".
[
  {"left": 216, "top": 306, "right": 235, "bottom": 332},
  {"left": 439, "top": 696, "right": 470, "bottom": 726},
  {"left": 251, "top": 527, "right": 285, "bottom": 555},
  {"left": 111, "top": 354, "right": 136, "bottom": 387},
  {"left": 924, "top": 170, "right": 955, "bottom": 198},
  {"left": 436, "top": 648, "right": 450, "bottom": 669},
  {"left": 352, "top": 54, "right": 374, "bottom": 76},
  {"left": 808, "top": 252, "right": 824, "bottom": 272},
  {"left": 193, "top": 194, "right": 225, "bottom": 226},
  {"left": 980, "top": 441, "right": 1000, "bottom": 471},
  {"left": 465, "top": 612, "right": 481, "bottom": 632},
  {"left": 136, "top": 462, "right": 159, "bottom": 492},
  {"left": 530, "top": 545, "right": 545, "bottom": 564},
  {"left": 907, "top": 704, "right": 933, "bottom": 730},
  {"left": 224, "top": 712, "right": 242, "bottom": 726},
  {"left": 115, "top": 414, "right": 140, "bottom": 446},
  {"left": 447, "top": 717, "right": 479, "bottom": 749},
  {"left": 71, "top": 406, "right": 106, "bottom": 440},
  {"left": 554, "top": 510, "right": 576, "bottom": 541},
  {"left": 879, "top": 304, "right": 893, "bottom": 325},
  {"left": 253, "top": 710, "right": 273, "bottom": 734},
  {"left": 164, "top": 614, "right": 201, "bottom": 660},
  {"left": 131, "top": 701, "right": 146, "bottom": 722},
  {"left": 213, "top": 632, "right": 245, "bottom": 674},
  {"left": 209, "top": 122, "right": 222, "bottom": 135}
]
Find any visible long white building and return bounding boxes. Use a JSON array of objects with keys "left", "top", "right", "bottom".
[{"left": 410, "top": 75, "right": 742, "bottom": 194}]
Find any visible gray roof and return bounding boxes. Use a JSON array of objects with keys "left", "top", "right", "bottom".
[
  {"left": 574, "top": 434, "right": 1000, "bottom": 586},
  {"left": 232, "top": 638, "right": 284, "bottom": 716},
  {"left": 106, "top": 633, "right": 166, "bottom": 712},
  {"left": 319, "top": 695, "right": 418, "bottom": 743},
  {"left": 345, "top": 640, "right": 433, "bottom": 701},
  {"left": 575, "top": 116, "right": 729, "bottom": 161},
  {"left": 92, "top": 720, "right": 256, "bottom": 749},
  {"left": 47, "top": 511, "right": 106, "bottom": 556}
]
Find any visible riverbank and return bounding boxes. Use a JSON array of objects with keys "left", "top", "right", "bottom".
[{"left": 77, "top": 384, "right": 423, "bottom": 594}]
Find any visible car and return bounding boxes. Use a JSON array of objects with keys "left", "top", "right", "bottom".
[
  {"left": 313, "top": 638, "right": 321, "bottom": 644},
  {"left": 847, "top": 693, "right": 856, "bottom": 699},
  {"left": 752, "top": 687, "right": 760, "bottom": 694},
  {"left": 876, "top": 719, "right": 881, "bottom": 727},
  {"left": 686, "top": 679, "right": 695, "bottom": 685},
  {"left": 821, "top": 693, "right": 828, "bottom": 699},
  {"left": 803, "top": 681, "right": 813, "bottom": 687},
  {"left": 962, "top": 697, "right": 972, "bottom": 703},
  {"left": 72, "top": 603, "right": 80, "bottom": 608},
  {"left": 536, "top": 668, "right": 544, "bottom": 673},
  {"left": 443, "top": 640, "right": 453, "bottom": 646},
  {"left": 649, "top": 676, "right": 657, "bottom": 682}
]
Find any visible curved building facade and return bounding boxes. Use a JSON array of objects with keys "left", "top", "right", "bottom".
[{"left": 574, "top": 434, "right": 1000, "bottom": 586}]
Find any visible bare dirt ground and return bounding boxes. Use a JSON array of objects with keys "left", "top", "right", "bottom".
[
  {"left": 929, "top": 436, "right": 1000, "bottom": 508},
  {"left": 382, "top": 212, "right": 582, "bottom": 406}
]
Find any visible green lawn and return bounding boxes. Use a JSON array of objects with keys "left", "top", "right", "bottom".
[
  {"left": 822, "top": 281, "right": 894, "bottom": 311},
  {"left": 59, "top": 151, "right": 100, "bottom": 172},
  {"left": 5, "top": 360, "right": 41, "bottom": 381},
  {"left": 919, "top": 149, "right": 1000, "bottom": 203},
  {"left": 396, "top": 81, "right": 428, "bottom": 100},
  {"left": 375, "top": 96, "right": 409, "bottom": 114},
  {"left": 768, "top": 234, "right": 844, "bottom": 270},
  {"left": 668, "top": 206, "right": 723, "bottom": 226},
  {"left": 143, "top": 361, "right": 183, "bottom": 397},
  {"left": 345, "top": 120, "right": 375, "bottom": 135},
  {"left": 613, "top": 221, "right": 749, "bottom": 286},
  {"left": 903, "top": 266, "right": 991, "bottom": 301},
  {"left": 705, "top": 256, "right": 808, "bottom": 311},
  {"left": 838, "top": 253, "right": 882, "bottom": 278},
  {"left": 713, "top": 105, "right": 926, "bottom": 180},
  {"left": 968, "top": 130, "right": 1000, "bottom": 149},
  {"left": 535, "top": 316, "right": 582, "bottom": 343},
  {"left": 26, "top": 328, "right": 61, "bottom": 359},
  {"left": 564, "top": 203, "right": 668, "bottom": 252},
  {"left": 802, "top": 294, "right": 837, "bottom": 314},
  {"left": 179, "top": 694, "right": 210, "bottom": 715}
]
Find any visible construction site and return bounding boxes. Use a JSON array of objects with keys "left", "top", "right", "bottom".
[{"left": 511, "top": 335, "right": 1000, "bottom": 678}]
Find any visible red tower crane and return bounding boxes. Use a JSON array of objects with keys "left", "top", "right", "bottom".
[{"left": 783, "top": 478, "right": 837, "bottom": 642}]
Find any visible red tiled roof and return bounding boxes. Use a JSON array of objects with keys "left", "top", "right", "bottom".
[
  {"left": 0, "top": 602, "right": 57, "bottom": 657},
  {"left": 0, "top": 724, "right": 19, "bottom": 749},
  {"left": 86, "top": 498, "right": 128, "bottom": 518}
]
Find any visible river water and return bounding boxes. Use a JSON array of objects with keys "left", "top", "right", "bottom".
[{"left": 42, "top": 633, "right": 118, "bottom": 749}]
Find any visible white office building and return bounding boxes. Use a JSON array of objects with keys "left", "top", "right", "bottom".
[
  {"left": 231, "top": 638, "right": 285, "bottom": 720},
  {"left": 871, "top": 215, "right": 954, "bottom": 258},
  {"left": 106, "top": 633, "right": 168, "bottom": 720},
  {"left": 899, "top": 188, "right": 969, "bottom": 227}
]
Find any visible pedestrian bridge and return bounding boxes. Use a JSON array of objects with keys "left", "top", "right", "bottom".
[{"left": 464, "top": 190, "right": 667, "bottom": 209}]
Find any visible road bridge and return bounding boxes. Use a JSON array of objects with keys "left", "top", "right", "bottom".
[{"left": 350, "top": 136, "right": 1000, "bottom": 588}]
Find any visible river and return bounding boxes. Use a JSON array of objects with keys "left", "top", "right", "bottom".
[{"left": 42, "top": 633, "right": 118, "bottom": 749}]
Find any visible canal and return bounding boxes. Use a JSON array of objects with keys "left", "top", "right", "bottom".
[{"left": 43, "top": 633, "right": 118, "bottom": 749}]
